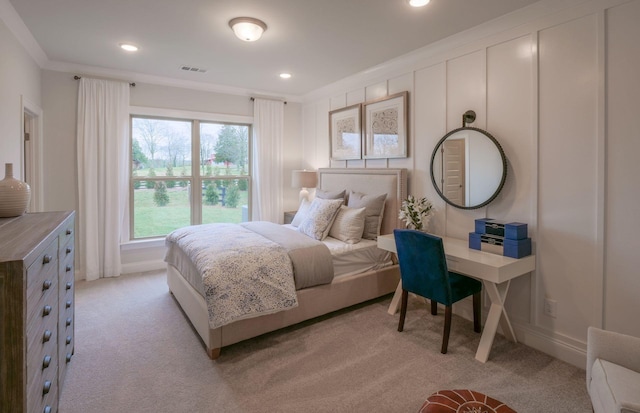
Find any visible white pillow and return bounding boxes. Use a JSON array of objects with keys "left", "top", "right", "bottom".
[
  {"left": 290, "top": 198, "right": 312, "bottom": 227},
  {"left": 297, "top": 198, "right": 343, "bottom": 240},
  {"left": 346, "top": 191, "right": 387, "bottom": 240},
  {"left": 328, "top": 206, "right": 366, "bottom": 244}
]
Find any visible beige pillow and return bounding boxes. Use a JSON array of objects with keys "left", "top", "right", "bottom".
[
  {"left": 347, "top": 191, "right": 387, "bottom": 240},
  {"left": 329, "top": 206, "right": 366, "bottom": 244},
  {"left": 316, "top": 188, "right": 346, "bottom": 203},
  {"left": 298, "top": 198, "right": 344, "bottom": 240}
]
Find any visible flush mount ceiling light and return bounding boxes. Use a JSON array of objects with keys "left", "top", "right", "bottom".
[
  {"left": 408, "top": 0, "right": 430, "bottom": 7},
  {"left": 279, "top": 73, "right": 292, "bottom": 79},
  {"left": 229, "top": 17, "right": 267, "bottom": 42},
  {"left": 119, "top": 43, "right": 138, "bottom": 52}
]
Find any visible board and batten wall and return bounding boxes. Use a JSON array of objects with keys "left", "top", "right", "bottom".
[{"left": 300, "top": 0, "right": 640, "bottom": 367}]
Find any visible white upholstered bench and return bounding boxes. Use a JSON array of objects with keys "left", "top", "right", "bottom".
[{"left": 586, "top": 327, "right": 640, "bottom": 413}]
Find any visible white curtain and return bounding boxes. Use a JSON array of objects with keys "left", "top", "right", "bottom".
[
  {"left": 76, "top": 78, "right": 130, "bottom": 281},
  {"left": 251, "top": 98, "right": 284, "bottom": 222}
]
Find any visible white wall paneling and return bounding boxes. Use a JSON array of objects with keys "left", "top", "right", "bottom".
[
  {"left": 537, "top": 14, "right": 599, "bottom": 341},
  {"left": 604, "top": 0, "right": 640, "bottom": 338},
  {"left": 445, "top": 50, "right": 487, "bottom": 240}
]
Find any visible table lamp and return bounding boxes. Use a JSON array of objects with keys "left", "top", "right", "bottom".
[{"left": 292, "top": 170, "right": 317, "bottom": 202}]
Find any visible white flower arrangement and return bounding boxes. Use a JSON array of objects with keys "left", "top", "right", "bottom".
[{"left": 398, "top": 195, "right": 433, "bottom": 231}]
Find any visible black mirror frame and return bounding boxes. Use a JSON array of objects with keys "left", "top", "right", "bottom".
[{"left": 430, "top": 126, "right": 507, "bottom": 210}]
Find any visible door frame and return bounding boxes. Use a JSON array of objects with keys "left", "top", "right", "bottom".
[{"left": 21, "top": 95, "right": 44, "bottom": 212}]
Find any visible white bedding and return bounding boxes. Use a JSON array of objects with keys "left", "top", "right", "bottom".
[{"left": 282, "top": 224, "right": 392, "bottom": 278}]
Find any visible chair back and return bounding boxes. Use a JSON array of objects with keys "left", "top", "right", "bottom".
[{"left": 393, "top": 229, "right": 452, "bottom": 305}]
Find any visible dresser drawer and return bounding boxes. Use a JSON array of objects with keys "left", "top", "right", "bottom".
[
  {"left": 26, "top": 308, "right": 58, "bottom": 358},
  {"left": 26, "top": 351, "right": 57, "bottom": 413},
  {"left": 26, "top": 275, "right": 58, "bottom": 331},
  {"left": 26, "top": 240, "right": 58, "bottom": 292},
  {"left": 59, "top": 221, "right": 74, "bottom": 251}
]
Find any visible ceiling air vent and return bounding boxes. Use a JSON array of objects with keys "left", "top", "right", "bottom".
[{"left": 180, "top": 65, "right": 208, "bottom": 73}]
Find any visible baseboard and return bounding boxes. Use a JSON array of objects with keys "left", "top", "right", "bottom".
[
  {"left": 453, "top": 300, "right": 586, "bottom": 369},
  {"left": 511, "top": 322, "right": 587, "bottom": 369},
  {"left": 121, "top": 259, "right": 166, "bottom": 275}
]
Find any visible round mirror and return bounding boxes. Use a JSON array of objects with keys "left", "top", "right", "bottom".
[{"left": 430, "top": 126, "right": 507, "bottom": 209}]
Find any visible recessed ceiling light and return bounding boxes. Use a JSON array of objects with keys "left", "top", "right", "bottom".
[
  {"left": 119, "top": 43, "right": 138, "bottom": 52},
  {"left": 279, "top": 73, "right": 292, "bottom": 79},
  {"left": 408, "top": 0, "right": 430, "bottom": 7}
]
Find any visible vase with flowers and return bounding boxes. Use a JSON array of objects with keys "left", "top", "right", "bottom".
[{"left": 398, "top": 195, "right": 433, "bottom": 231}]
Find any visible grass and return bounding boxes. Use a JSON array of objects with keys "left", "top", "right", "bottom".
[{"left": 133, "top": 186, "right": 248, "bottom": 239}]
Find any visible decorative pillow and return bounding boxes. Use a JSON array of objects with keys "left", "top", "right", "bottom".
[
  {"left": 328, "top": 206, "right": 366, "bottom": 244},
  {"left": 297, "top": 198, "right": 344, "bottom": 240},
  {"left": 290, "top": 198, "right": 312, "bottom": 227},
  {"left": 347, "top": 191, "right": 387, "bottom": 240},
  {"left": 315, "top": 188, "right": 346, "bottom": 203}
]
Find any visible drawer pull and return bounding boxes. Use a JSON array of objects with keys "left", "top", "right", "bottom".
[
  {"left": 66, "top": 353, "right": 72, "bottom": 363},
  {"left": 66, "top": 317, "right": 72, "bottom": 326},
  {"left": 43, "top": 255, "right": 52, "bottom": 264},
  {"left": 66, "top": 300, "right": 72, "bottom": 308},
  {"left": 66, "top": 246, "right": 73, "bottom": 254},
  {"left": 66, "top": 229, "right": 73, "bottom": 235},
  {"left": 66, "top": 265, "right": 72, "bottom": 272},
  {"left": 43, "top": 380, "right": 51, "bottom": 395},
  {"left": 42, "top": 279, "right": 52, "bottom": 291},
  {"left": 43, "top": 330, "right": 52, "bottom": 343},
  {"left": 42, "top": 305, "right": 52, "bottom": 317},
  {"left": 66, "top": 335, "right": 72, "bottom": 345},
  {"left": 42, "top": 355, "right": 51, "bottom": 369},
  {"left": 66, "top": 281, "right": 73, "bottom": 290},
  {"left": 44, "top": 406, "right": 52, "bottom": 413}
]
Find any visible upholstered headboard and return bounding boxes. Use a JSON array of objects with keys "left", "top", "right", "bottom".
[{"left": 317, "top": 168, "right": 407, "bottom": 236}]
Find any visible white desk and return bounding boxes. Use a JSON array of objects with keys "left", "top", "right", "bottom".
[{"left": 377, "top": 233, "right": 535, "bottom": 363}]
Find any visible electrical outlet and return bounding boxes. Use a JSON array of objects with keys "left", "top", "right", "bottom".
[{"left": 544, "top": 298, "right": 557, "bottom": 318}]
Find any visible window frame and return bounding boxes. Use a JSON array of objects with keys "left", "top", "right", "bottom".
[{"left": 129, "top": 106, "right": 253, "bottom": 241}]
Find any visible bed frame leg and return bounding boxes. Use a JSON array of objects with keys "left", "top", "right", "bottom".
[{"left": 208, "top": 347, "right": 221, "bottom": 360}]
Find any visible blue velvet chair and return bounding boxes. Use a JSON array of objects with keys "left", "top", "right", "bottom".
[{"left": 393, "top": 229, "right": 483, "bottom": 354}]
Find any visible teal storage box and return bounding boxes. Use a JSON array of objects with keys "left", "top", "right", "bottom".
[
  {"left": 505, "top": 222, "right": 528, "bottom": 240},
  {"left": 503, "top": 237, "right": 531, "bottom": 258}
]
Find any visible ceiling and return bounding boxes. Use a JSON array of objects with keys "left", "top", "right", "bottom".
[{"left": 9, "top": 0, "right": 541, "bottom": 99}]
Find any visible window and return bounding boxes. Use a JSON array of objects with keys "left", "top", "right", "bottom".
[{"left": 130, "top": 114, "right": 251, "bottom": 239}]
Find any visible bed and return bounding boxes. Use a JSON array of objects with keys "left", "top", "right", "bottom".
[{"left": 165, "top": 168, "right": 407, "bottom": 359}]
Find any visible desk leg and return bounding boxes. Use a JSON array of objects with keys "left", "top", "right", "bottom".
[
  {"left": 475, "top": 280, "right": 516, "bottom": 363},
  {"left": 388, "top": 280, "right": 403, "bottom": 315}
]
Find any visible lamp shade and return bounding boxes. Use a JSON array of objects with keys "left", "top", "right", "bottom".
[{"left": 292, "top": 170, "right": 317, "bottom": 189}]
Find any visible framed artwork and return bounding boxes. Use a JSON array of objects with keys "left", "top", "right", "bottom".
[
  {"left": 329, "top": 104, "right": 362, "bottom": 160},
  {"left": 363, "top": 91, "right": 408, "bottom": 159}
]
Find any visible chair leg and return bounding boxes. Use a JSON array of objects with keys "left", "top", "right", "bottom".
[
  {"left": 473, "top": 292, "right": 481, "bottom": 333},
  {"left": 398, "top": 289, "right": 408, "bottom": 332},
  {"left": 442, "top": 305, "right": 452, "bottom": 354},
  {"left": 431, "top": 299, "right": 438, "bottom": 315}
]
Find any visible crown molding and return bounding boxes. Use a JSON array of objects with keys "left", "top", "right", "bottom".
[{"left": 0, "top": 0, "right": 48, "bottom": 66}]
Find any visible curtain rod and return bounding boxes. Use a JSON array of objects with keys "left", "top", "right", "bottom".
[
  {"left": 250, "top": 97, "right": 287, "bottom": 104},
  {"left": 74, "top": 75, "right": 136, "bottom": 87}
]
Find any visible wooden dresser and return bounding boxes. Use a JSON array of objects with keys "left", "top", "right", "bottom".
[{"left": 0, "top": 211, "right": 75, "bottom": 413}]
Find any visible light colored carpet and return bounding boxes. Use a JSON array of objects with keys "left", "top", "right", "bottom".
[{"left": 58, "top": 270, "right": 592, "bottom": 413}]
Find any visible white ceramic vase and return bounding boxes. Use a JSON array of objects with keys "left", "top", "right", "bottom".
[{"left": 0, "top": 163, "right": 31, "bottom": 217}]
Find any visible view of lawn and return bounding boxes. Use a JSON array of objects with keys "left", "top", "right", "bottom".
[{"left": 133, "top": 187, "right": 249, "bottom": 238}]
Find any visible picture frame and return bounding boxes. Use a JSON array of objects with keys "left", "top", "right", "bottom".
[
  {"left": 329, "top": 104, "right": 362, "bottom": 160},
  {"left": 363, "top": 91, "right": 408, "bottom": 159}
]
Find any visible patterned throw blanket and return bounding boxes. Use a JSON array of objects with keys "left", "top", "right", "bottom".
[{"left": 166, "top": 223, "right": 298, "bottom": 329}]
